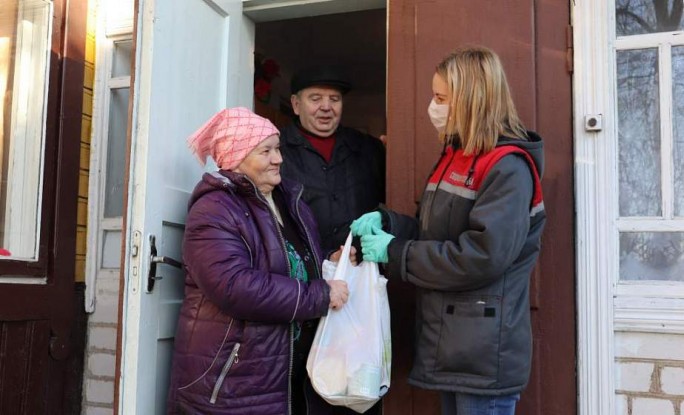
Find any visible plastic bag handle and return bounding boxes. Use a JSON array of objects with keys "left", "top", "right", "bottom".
[{"left": 331, "top": 232, "right": 354, "bottom": 280}]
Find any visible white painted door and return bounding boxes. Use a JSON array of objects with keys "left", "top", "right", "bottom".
[{"left": 119, "top": 1, "right": 254, "bottom": 413}]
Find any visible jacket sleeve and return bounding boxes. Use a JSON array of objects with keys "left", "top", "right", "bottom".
[
  {"left": 385, "top": 155, "right": 534, "bottom": 291},
  {"left": 182, "top": 195, "right": 330, "bottom": 323},
  {"left": 380, "top": 206, "right": 419, "bottom": 240}
]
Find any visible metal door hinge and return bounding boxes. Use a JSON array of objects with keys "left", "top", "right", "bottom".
[{"left": 566, "top": 24, "right": 574, "bottom": 74}]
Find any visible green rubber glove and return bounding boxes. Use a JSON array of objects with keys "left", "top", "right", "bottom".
[
  {"left": 350, "top": 212, "right": 382, "bottom": 236},
  {"left": 360, "top": 227, "right": 395, "bottom": 263}
]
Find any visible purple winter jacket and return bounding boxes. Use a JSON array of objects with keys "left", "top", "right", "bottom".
[{"left": 167, "top": 170, "right": 334, "bottom": 415}]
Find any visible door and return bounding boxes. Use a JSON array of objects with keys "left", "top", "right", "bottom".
[
  {"left": 0, "top": 0, "right": 86, "bottom": 413},
  {"left": 385, "top": 1, "right": 576, "bottom": 414},
  {"left": 118, "top": 1, "right": 254, "bottom": 413}
]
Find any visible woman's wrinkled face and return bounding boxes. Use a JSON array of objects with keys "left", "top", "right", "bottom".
[{"left": 234, "top": 135, "right": 282, "bottom": 195}]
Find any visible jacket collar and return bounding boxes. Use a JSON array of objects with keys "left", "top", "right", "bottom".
[
  {"left": 205, "top": 169, "right": 303, "bottom": 201},
  {"left": 281, "top": 122, "right": 361, "bottom": 164}
]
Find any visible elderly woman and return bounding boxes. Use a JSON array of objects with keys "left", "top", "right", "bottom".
[{"left": 167, "top": 107, "right": 350, "bottom": 415}]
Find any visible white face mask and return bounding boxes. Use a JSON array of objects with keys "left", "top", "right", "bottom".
[{"left": 427, "top": 99, "right": 449, "bottom": 133}]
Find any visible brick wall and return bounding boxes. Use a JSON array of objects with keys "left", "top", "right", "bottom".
[
  {"left": 83, "top": 274, "right": 120, "bottom": 415},
  {"left": 615, "top": 332, "right": 684, "bottom": 415}
]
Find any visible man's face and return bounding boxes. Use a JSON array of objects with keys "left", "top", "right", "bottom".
[{"left": 291, "top": 86, "right": 343, "bottom": 137}]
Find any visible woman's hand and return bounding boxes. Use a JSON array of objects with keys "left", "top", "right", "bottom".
[
  {"left": 350, "top": 211, "right": 382, "bottom": 236},
  {"left": 327, "top": 280, "right": 349, "bottom": 310},
  {"left": 329, "top": 245, "right": 358, "bottom": 265},
  {"left": 360, "top": 228, "right": 395, "bottom": 263}
]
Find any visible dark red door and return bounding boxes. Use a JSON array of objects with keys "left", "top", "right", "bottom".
[
  {"left": 385, "top": 1, "right": 576, "bottom": 414},
  {"left": 0, "top": 0, "right": 87, "bottom": 413}
]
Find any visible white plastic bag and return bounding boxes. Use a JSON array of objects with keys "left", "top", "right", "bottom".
[{"left": 307, "top": 233, "right": 391, "bottom": 413}]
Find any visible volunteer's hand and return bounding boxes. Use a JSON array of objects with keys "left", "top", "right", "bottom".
[
  {"left": 360, "top": 228, "right": 395, "bottom": 263},
  {"left": 327, "top": 280, "right": 349, "bottom": 309},
  {"left": 350, "top": 211, "right": 382, "bottom": 236},
  {"left": 329, "top": 245, "right": 358, "bottom": 265}
]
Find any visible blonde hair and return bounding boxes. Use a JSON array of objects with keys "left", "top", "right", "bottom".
[{"left": 436, "top": 46, "right": 527, "bottom": 155}]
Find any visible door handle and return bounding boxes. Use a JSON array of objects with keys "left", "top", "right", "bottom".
[
  {"left": 147, "top": 234, "right": 183, "bottom": 293},
  {"left": 151, "top": 255, "right": 182, "bottom": 269}
]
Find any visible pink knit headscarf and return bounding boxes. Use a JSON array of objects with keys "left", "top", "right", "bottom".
[{"left": 187, "top": 107, "right": 280, "bottom": 170}]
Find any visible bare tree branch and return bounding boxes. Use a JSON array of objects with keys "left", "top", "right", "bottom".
[{"left": 617, "top": 6, "right": 655, "bottom": 33}]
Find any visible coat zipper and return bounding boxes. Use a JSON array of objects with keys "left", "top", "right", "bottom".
[
  {"left": 293, "top": 185, "right": 327, "bottom": 414},
  {"left": 209, "top": 342, "right": 241, "bottom": 404},
  {"left": 178, "top": 319, "right": 234, "bottom": 391},
  {"left": 422, "top": 150, "right": 456, "bottom": 231},
  {"left": 247, "top": 179, "right": 326, "bottom": 414},
  {"left": 464, "top": 154, "right": 479, "bottom": 188},
  {"left": 294, "top": 186, "right": 322, "bottom": 279},
  {"left": 239, "top": 234, "right": 253, "bottom": 268},
  {"left": 251, "top": 182, "right": 296, "bottom": 415},
  {"left": 288, "top": 326, "right": 294, "bottom": 415}
]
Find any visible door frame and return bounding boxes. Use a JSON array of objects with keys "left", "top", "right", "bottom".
[
  {"left": 85, "top": 27, "right": 133, "bottom": 312},
  {"left": 116, "top": 1, "right": 387, "bottom": 413},
  {"left": 573, "top": 2, "right": 616, "bottom": 414}
]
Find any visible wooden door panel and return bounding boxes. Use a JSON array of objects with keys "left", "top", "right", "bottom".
[
  {"left": 387, "top": 1, "right": 575, "bottom": 414},
  {"left": 526, "top": 0, "right": 577, "bottom": 414},
  {"left": 413, "top": 3, "right": 537, "bottom": 199},
  {"left": 517, "top": 338, "right": 542, "bottom": 415},
  {"left": 0, "top": 320, "right": 50, "bottom": 414}
]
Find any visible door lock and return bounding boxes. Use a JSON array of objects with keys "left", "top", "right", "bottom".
[{"left": 147, "top": 234, "right": 182, "bottom": 293}]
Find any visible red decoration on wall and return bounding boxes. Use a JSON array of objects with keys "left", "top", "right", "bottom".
[{"left": 254, "top": 53, "right": 280, "bottom": 103}]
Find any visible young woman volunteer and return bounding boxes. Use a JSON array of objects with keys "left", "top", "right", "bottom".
[{"left": 352, "top": 46, "right": 546, "bottom": 415}]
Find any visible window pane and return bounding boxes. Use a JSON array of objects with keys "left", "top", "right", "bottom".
[
  {"left": 104, "top": 88, "right": 129, "bottom": 218},
  {"left": 101, "top": 230, "right": 122, "bottom": 268},
  {"left": 674, "top": 46, "right": 684, "bottom": 217},
  {"left": 617, "top": 49, "right": 661, "bottom": 217},
  {"left": 0, "top": 0, "right": 52, "bottom": 260},
  {"left": 616, "top": 0, "right": 684, "bottom": 36},
  {"left": 111, "top": 40, "right": 132, "bottom": 77},
  {"left": 620, "top": 232, "right": 684, "bottom": 281}
]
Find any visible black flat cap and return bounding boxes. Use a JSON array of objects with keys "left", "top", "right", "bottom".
[{"left": 290, "top": 65, "right": 352, "bottom": 95}]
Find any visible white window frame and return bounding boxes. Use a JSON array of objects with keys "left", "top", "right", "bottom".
[
  {"left": 2, "top": 1, "right": 53, "bottom": 263},
  {"left": 84, "top": 3, "right": 133, "bottom": 312},
  {"left": 575, "top": 2, "right": 684, "bottom": 415},
  {"left": 612, "top": 29, "right": 684, "bottom": 332}
]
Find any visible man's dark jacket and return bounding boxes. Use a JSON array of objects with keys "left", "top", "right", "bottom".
[{"left": 279, "top": 123, "right": 385, "bottom": 254}]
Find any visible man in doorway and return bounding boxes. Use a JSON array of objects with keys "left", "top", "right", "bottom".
[{"left": 279, "top": 65, "right": 386, "bottom": 259}]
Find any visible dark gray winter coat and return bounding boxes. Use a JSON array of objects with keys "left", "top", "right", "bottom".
[{"left": 383, "top": 133, "right": 546, "bottom": 396}]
